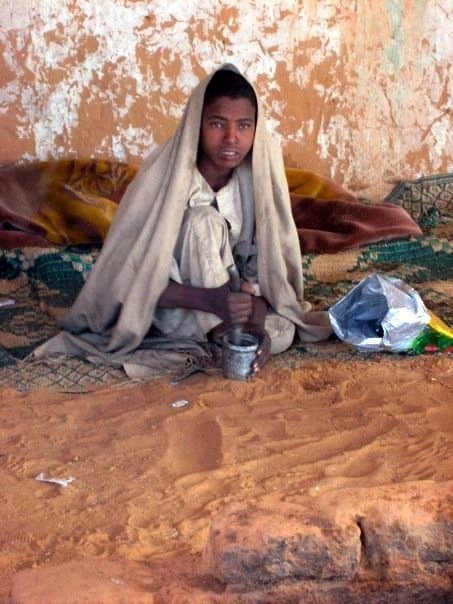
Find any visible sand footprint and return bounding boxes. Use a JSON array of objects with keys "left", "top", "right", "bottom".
[
  {"left": 77, "top": 530, "right": 115, "bottom": 557},
  {"left": 2, "top": 454, "right": 29, "bottom": 477},
  {"left": 161, "top": 411, "right": 223, "bottom": 477},
  {"left": 8, "top": 531, "right": 40, "bottom": 554}
]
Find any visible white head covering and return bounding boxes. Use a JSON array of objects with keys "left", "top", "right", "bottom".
[{"left": 35, "top": 64, "right": 331, "bottom": 371}]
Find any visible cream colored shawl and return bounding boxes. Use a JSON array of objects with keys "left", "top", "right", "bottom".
[{"left": 35, "top": 64, "right": 331, "bottom": 373}]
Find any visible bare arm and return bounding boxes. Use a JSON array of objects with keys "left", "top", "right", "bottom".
[
  {"left": 157, "top": 280, "right": 253, "bottom": 325},
  {"left": 158, "top": 279, "right": 271, "bottom": 373}
]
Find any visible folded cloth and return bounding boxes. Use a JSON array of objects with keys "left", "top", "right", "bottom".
[
  {"left": 0, "top": 158, "right": 136, "bottom": 247},
  {"left": 286, "top": 167, "right": 357, "bottom": 201},
  {"left": 0, "top": 161, "right": 421, "bottom": 253},
  {"left": 285, "top": 167, "right": 421, "bottom": 252},
  {"left": 291, "top": 195, "right": 422, "bottom": 253}
]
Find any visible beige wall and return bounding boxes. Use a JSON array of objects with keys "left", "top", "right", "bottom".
[{"left": 0, "top": 0, "right": 451, "bottom": 199}]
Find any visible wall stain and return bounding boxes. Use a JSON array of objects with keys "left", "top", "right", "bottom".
[{"left": 385, "top": 0, "right": 405, "bottom": 73}]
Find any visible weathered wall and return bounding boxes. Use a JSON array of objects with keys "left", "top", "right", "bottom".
[{"left": 0, "top": 0, "right": 451, "bottom": 199}]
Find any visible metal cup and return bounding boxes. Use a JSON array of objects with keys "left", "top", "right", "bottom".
[{"left": 222, "top": 332, "right": 259, "bottom": 380}]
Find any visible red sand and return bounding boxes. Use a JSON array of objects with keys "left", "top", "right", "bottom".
[{"left": 0, "top": 355, "right": 452, "bottom": 600}]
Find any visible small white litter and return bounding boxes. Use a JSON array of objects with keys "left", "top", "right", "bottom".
[
  {"left": 170, "top": 399, "right": 189, "bottom": 409},
  {"left": 35, "top": 472, "right": 75, "bottom": 488}
]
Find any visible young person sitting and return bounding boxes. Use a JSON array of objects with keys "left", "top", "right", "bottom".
[{"left": 35, "top": 65, "right": 331, "bottom": 377}]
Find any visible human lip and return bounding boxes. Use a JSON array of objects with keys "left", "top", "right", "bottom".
[{"left": 219, "top": 149, "right": 241, "bottom": 159}]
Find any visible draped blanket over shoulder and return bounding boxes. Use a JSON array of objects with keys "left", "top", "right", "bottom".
[{"left": 33, "top": 65, "right": 338, "bottom": 375}]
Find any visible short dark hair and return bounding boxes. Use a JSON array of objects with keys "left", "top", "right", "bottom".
[{"left": 203, "top": 70, "right": 257, "bottom": 113}]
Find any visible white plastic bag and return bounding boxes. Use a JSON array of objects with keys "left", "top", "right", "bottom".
[{"left": 328, "top": 274, "right": 430, "bottom": 352}]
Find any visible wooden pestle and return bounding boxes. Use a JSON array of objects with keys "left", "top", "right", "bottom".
[{"left": 227, "top": 264, "right": 243, "bottom": 346}]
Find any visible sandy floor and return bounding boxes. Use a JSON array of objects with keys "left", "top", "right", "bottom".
[{"left": 0, "top": 354, "right": 452, "bottom": 599}]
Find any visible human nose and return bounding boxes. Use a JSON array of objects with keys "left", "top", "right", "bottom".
[{"left": 224, "top": 124, "right": 238, "bottom": 143}]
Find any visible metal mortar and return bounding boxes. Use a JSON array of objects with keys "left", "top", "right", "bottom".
[{"left": 222, "top": 332, "right": 259, "bottom": 380}]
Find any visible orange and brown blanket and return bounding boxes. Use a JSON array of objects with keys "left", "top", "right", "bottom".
[{"left": 0, "top": 159, "right": 421, "bottom": 253}]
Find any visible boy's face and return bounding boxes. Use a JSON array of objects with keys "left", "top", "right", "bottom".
[{"left": 198, "top": 96, "right": 256, "bottom": 178}]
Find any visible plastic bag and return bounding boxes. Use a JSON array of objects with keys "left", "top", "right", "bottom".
[{"left": 328, "top": 274, "right": 452, "bottom": 353}]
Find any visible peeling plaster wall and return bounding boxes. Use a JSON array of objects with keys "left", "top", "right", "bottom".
[{"left": 0, "top": 0, "right": 452, "bottom": 198}]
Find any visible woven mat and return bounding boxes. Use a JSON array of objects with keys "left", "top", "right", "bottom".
[
  {"left": 384, "top": 172, "right": 452, "bottom": 226},
  {"left": 0, "top": 174, "right": 451, "bottom": 391}
]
